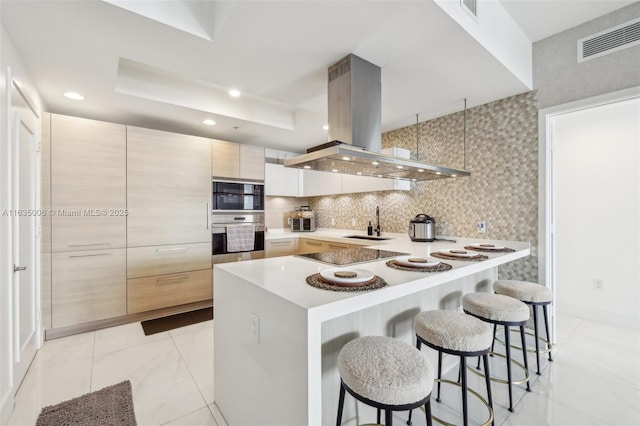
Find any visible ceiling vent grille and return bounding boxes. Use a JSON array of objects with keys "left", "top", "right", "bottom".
[
  {"left": 578, "top": 17, "right": 640, "bottom": 62},
  {"left": 460, "top": 0, "right": 477, "bottom": 19}
]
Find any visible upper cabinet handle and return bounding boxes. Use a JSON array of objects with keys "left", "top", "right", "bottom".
[{"left": 68, "top": 243, "right": 111, "bottom": 247}]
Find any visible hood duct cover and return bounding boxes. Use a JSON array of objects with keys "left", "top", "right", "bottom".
[{"left": 284, "top": 54, "right": 470, "bottom": 181}]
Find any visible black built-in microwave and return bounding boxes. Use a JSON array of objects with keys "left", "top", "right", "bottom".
[{"left": 212, "top": 180, "right": 264, "bottom": 211}]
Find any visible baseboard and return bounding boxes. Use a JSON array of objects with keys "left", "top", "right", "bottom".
[
  {"left": 1, "top": 390, "right": 14, "bottom": 425},
  {"left": 557, "top": 302, "right": 640, "bottom": 329},
  {"left": 45, "top": 299, "right": 213, "bottom": 340}
]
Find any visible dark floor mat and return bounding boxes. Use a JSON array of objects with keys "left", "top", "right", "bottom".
[{"left": 140, "top": 307, "right": 213, "bottom": 335}]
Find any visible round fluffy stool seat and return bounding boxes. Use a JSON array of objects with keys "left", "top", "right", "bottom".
[
  {"left": 493, "top": 280, "right": 551, "bottom": 303},
  {"left": 462, "top": 292, "right": 529, "bottom": 323},
  {"left": 493, "top": 280, "right": 554, "bottom": 375},
  {"left": 338, "top": 336, "right": 434, "bottom": 406},
  {"left": 411, "top": 310, "right": 494, "bottom": 426},
  {"left": 414, "top": 310, "right": 493, "bottom": 353},
  {"left": 336, "top": 336, "right": 434, "bottom": 426}
]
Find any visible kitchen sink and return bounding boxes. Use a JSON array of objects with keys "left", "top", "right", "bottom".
[{"left": 344, "top": 235, "right": 391, "bottom": 241}]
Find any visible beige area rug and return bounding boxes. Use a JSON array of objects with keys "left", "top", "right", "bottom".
[{"left": 36, "top": 380, "right": 136, "bottom": 426}]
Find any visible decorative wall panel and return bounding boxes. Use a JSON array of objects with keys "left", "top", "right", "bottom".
[{"left": 309, "top": 91, "right": 539, "bottom": 281}]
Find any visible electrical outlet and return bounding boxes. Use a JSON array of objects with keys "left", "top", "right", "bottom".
[
  {"left": 251, "top": 313, "right": 260, "bottom": 343},
  {"left": 331, "top": 218, "right": 335, "bottom": 226},
  {"left": 351, "top": 218, "right": 356, "bottom": 227},
  {"left": 477, "top": 221, "right": 486, "bottom": 234},
  {"left": 593, "top": 280, "right": 604, "bottom": 290},
  {"left": 287, "top": 217, "right": 291, "bottom": 225}
]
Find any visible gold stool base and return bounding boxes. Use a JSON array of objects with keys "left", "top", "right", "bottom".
[
  {"left": 468, "top": 351, "right": 531, "bottom": 386},
  {"left": 417, "top": 379, "right": 493, "bottom": 426},
  {"left": 495, "top": 328, "right": 552, "bottom": 355}
]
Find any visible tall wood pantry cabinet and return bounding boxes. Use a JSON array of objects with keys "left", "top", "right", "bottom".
[
  {"left": 126, "top": 127, "right": 212, "bottom": 314},
  {"left": 49, "top": 114, "right": 127, "bottom": 328}
]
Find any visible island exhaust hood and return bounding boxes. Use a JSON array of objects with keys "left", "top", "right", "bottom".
[{"left": 284, "top": 54, "right": 470, "bottom": 181}]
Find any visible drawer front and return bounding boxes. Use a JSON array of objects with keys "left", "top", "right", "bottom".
[
  {"left": 52, "top": 248, "right": 126, "bottom": 328},
  {"left": 52, "top": 216, "right": 126, "bottom": 252},
  {"left": 127, "top": 243, "right": 211, "bottom": 278},
  {"left": 127, "top": 269, "right": 213, "bottom": 314},
  {"left": 265, "top": 239, "right": 298, "bottom": 258},
  {"left": 298, "top": 238, "right": 325, "bottom": 254}
]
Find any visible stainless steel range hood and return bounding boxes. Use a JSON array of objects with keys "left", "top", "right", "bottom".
[{"left": 284, "top": 54, "right": 470, "bottom": 181}]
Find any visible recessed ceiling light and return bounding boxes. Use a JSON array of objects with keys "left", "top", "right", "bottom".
[
  {"left": 202, "top": 119, "right": 216, "bottom": 126},
  {"left": 64, "top": 91, "right": 85, "bottom": 100},
  {"left": 372, "top": 161, "right": 379, "bottom": 166},
  {"left": 228, "top": 89, "right": 241, "bottom": 97},
  {"left": 303, "top": 165, "right": 311, "bottom": 169},
  {"left": 322, "top": 125, "right": 329, "bottom": 130}
]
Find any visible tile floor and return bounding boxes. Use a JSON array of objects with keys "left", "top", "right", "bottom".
[{"left": 6, "top": 312, "right": 640, "bottom": 426}]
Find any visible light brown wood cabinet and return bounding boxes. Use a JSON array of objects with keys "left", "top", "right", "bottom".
[
  {"left": 265, "top": 238, "right": 298, "bottom": 258},
  {"left": 127, "top": 126, "right": 212, "bottom": 247},
  {"left": 127, "top": 269, "right": 213, "bottom": 314},
  {"left": 127, "top": 243, "right": 211, "bottom": 279},
  {"left": 298, "top": 238, "right": 360, "bottom": 254},
  {"left": 211, "top": 139, "right": 264, "bottom": 180},
  {"left": 50, "top": 114, "right": 126, "bottom": 252},
  {"left": 52, "top": 248, "right": 126, "bottom": 328}
]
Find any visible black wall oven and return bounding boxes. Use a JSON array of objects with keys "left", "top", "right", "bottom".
[
  {"left": 212, "top": 180, "right": 264, "bottom": 212},
  {"left": 211, "top": 213, "right": 265, "bottom": 264}
]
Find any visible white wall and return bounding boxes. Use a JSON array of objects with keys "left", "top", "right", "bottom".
[
  {"left": 0, "top": 20, "right": 44, "bottom": 422},
  {"left": 553, "top": 97, "right": 640, "bottom": 325}
]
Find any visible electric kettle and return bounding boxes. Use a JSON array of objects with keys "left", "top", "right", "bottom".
[{"left": 408, "top": 214, "right": 435, "bottom": 242}]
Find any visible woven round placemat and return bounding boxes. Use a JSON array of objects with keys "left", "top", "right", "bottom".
[
  {"left": 306, "top": 273, "right": 387, "bottom": 292},
  {"left": 430, "top": 252, "right": 488, "bottom": 261},
  {"left": 463, "top": 245, "right": 515, "bottom": 253},
  {"left": 385, "top": 260, "right": 453, "bottom": 272}
]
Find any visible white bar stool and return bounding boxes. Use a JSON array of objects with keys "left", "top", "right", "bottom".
[
  {"left": 336, "top": 336, "right": 434, "bottom": 426},
  {"left": 462, "top": 293, "right": 531, "bottom": 412},
  {"left": 408, "top": 310, "right": 494, "bottom": 426},
  {"left": 493, "top": 280, "right": 553, "bottom": 375}
]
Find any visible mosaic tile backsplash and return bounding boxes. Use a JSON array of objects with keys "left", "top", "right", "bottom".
[{"left": 309, "top": 91, "right": 539, "bottom": 282}]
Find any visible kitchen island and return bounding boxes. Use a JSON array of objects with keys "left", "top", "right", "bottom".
[{"left": 213, "top": 234, "right": 530, "bottom": 426}]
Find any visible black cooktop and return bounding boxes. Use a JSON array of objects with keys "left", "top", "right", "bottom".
[{"left": 297, "top": 247, "right": 409, "bottom": 266}]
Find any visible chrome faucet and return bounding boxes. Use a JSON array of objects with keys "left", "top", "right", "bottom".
[{"left": 375, "top": 206, "right": 381, "bottom": 236}]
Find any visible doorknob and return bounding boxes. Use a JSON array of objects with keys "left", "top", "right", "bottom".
[{"left": 13, "top": 265, "right": 27, "bottom": 273}]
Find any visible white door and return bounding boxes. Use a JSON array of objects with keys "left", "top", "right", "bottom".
[{"left": 11, "top": 99, "right": 39, "bottom": 389}]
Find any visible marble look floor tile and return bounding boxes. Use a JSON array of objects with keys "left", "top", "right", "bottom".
[
  {"left": 532, "top": 361, "right": 640, "bottom": 425},
  {"left": 168, "top": 319, "right": 213, "bottom": 337},
  {"left": 499, "top": 386, "right": 614, "bottom": 426},
  {"left": 92, "top": 338, "right": 207, "bottom": 425},
  {"left": 162, "top": 406, "right": 218, "bottom": 426},
  {"left": 132, "top": 376, "right": 207, "bottom": 426},
  {"left": 7, "top": 357, "right": 93, "bottom": 426},
  {"left": 552, "top": 324, "right": 640, "bottom": 389},
  {"left": 29, "top": 331, "right": 95, "bottom": 370},
  {"left": 171, "top": 324, "right": 214, "bottom": 404},
  {"left": 94, "top": 322, "right": 169, "bottom": 357}
]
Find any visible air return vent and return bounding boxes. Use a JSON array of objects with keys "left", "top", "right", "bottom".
[{"left": 578, "top": 17, "right": 640, "bottom": 62}]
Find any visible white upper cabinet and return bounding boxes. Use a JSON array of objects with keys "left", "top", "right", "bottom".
[
  {"left": 301, "top": 169, "right": 342, "bottom": 197},
  {"left": 265, "top": 163, "right": 303, "bottom": 196}
]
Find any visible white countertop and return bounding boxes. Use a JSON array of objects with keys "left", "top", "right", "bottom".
[{"left": 216, "top": 233, "right": 530, "bottom": 321}]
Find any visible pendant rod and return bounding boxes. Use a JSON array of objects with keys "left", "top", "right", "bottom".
[{"left": 463, "top": 98, "right": 467, "bottom": 170}]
